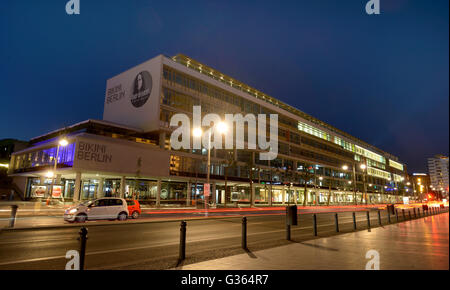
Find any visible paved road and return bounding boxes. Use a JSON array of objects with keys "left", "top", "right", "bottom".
[
  {"left": 0, "top": 207, "right": 441, "bottom": 270},
  {"left": 0, "top": 204, "right": 388, "bottom": 229}
]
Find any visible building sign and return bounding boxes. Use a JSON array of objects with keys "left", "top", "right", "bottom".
[
  {"left": 204, "top": 184, "right": 210, "bottom": 197},
  {"left": 52, "top": 185, "right": 63, "bottom": 198},
  {"left": 31, "top": 185, "right": 47, "bottom": 198},
  {"left": 131, "top": 71, "right": 152, "bottom": 108},
  {"left": 77, "top": 142, "right": 112, "bottom": 163}
]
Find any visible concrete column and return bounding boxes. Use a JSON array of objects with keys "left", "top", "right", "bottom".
[
  {"left": 186, "top": 181, "right": 191, "bottom": 206},
  {"left": 211, "top": 182, "right": 216, "bottom": 206},
  {"left": 269, "top": 184, "right": 273, "bottom": 206},
  {"left": 97, "top": 178, "right": 104, "bottom": 198},
  {"left": 159, "top": 132, "right": 166, "bottom": 149},
  {"left": 156, "top": 179, "right": 161, "bottom": 207},
  {"left": 120, "top": 176, "right": 126, "bottom": 198},
  {"left": 73, "top": 172, "right": 82, "bottom": 202}
]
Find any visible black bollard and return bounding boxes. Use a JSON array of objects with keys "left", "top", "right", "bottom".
[
  {"left": 417, "top": 208, "right": 421, "bottom": 218},
  {"left": 378, "top": 210, "right": 382, "bottom": 226},
  {"left": 335, "top": 213, "right": 339, "bottom": 232},
  {"left": 413, "top": 208, "right": 417, "bottom": 218},
  {"left": 179, "top": 221, "right": 187, "bottom": 261},
  {"left": 395, "top": 209, "right": 399, "bottom": 222},
  {"left": 366, "top": 211, "right": 371, "bottom": 230},
  {"left": 242, "top": 217, "right": 247, "bottom": 249},
  {"left": 8, "top": 205, "right": 18, "bottom": 228},
  {"left": 352, "top": 212, "right": 357, "bottom": 230},
  {"left": 78, "top": 227, "right": 88, "bottom": 270},
  {"left": 402, "top": 209, "right": 406, "bottom": 221},
  {"left": 387, "top": 209, "right": 391, "bottom": 223},
  {"left": 408, "top": 211, "right": 411, "bottom": 220},
  {"left": 313, "top": 214, "right": 317, "bottom": 236}
]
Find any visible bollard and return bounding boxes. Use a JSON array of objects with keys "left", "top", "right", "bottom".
[
  {"left": 417, "top": 208, "right": 421, "bottom": 218},
  {"left": 413, "top": 208, "right": 417, "bottom": 219},
  {"left": 8, "top": 205, "right": 18, "bottom": 228},
  {"left": 408, "top": 211, "right": 411, "bottom": 220},
  {"left": 313, "top": 214, "right": 317, "bottom": 236},
  {"left": 352, "top": 212, "right": 357, "bottom": 230},
  {"left": 335, "top": 213, "right": 339, "bottom": 233},
  {"left": 242, "top": 217, "right": 247, "bottom": 249},
  {"left": 78, "top": 227, "right": 88, "bottom": 270},
  {"left": 387, "top": 209, "right": 391, "bottom": 223},
  {"left": 402, "top": 209, "right": 406, "bottom": 221},
  {"left": 377, "top": 210, "right": 382, "bottom": 226},
  {"left": 395, "top": 209, "right": 399, "bottom": 222},
  {"left": 366, "top": 211, "right": 371, "bottom": 230},
  {"left": 179, "top": 221, "right": 187, "bottom": 261}
]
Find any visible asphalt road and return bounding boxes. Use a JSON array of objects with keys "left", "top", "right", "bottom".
[{"left": 0, "top": 207, "right": 434, "bottom": 270}]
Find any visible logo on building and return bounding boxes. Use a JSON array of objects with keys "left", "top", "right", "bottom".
[{"left": 131, "top": 71, "right": 152, "bottom": 108}]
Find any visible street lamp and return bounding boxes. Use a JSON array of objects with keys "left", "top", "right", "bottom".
[
  {"left": 360, "top": 163, "right": 367, "bottom": 204},
  {"left": 48, "top": 138, "right": 68, "bottom": 204},
  {"left": 193, "top": 122, "right": 228, "bottom": 215},
  {"left": 342, "top": 164, "right": 357, "bottom": 205}
]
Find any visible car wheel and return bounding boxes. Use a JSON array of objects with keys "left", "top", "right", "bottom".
[
  {"left": 132, "top": 211, "right": 139, "bottom": 219},
  {"left": 75, "top": 214, "right": 87, "bottom": 223},
  {"left": 118, "top": 212, "right": 127, "bottom": 221}
]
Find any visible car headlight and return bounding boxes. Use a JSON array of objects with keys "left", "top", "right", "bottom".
[{"left": 69, "top": 208, "right": 78, "bottom": 214}]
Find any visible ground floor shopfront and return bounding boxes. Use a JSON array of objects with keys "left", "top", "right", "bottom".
[{"left": 20, "top": 171, "right": 407, "bottom": 206}]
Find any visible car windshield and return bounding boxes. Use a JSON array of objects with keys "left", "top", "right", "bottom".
[{"left": 80, "top": 200, "right": 93, "bottom": 206}]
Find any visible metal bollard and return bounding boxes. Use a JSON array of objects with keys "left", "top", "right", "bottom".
[
  {"left": 395, "top": 209, "right": 399, "bottom": 222},
  {"left": 402, "top": 209, "right": 406, "bottom": 221},
  {"left": 179, "top": 221, "right": 187, "bottom": 261},
  {"left": 335, "top": 213, "right": 339, "bottom": 232},
  {"left": 242, "top": 217, "right": 247, "bottom": 249},
  {"left": 352, "top": 212, "right": 357, "bottom": 230},
  {"left": 417, "top": 208, "right": 421, "bottom": 218},
  {"left": 387, "top": 209, "right": 391, "bottom": 223},
  {"left": 408, "top": 211, "right": 411, "bottom": 220},
  {"left": 313, "top": 214, "right": 317, "bottom": 236},
  {"left": 366, "top": 211, "right": 371, "bottom": 230},
  {"left": 78, "top": 227, "right": 88, "bottom": 270},
  {"left": 413, "top": 208, "right": 416, "bottom": 219},
  {"left": 378, "top": 210, "right": 382, "bottom": 226},
  {"left": 8, "top": 205, "right": 18, "bottom": 228}
]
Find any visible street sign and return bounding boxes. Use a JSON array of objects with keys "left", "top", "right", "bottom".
[{"left": 204, "top": 184, "right": 210, "bottom": 197}]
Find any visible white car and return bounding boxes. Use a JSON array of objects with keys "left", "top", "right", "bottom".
[{"left": 64, "top": 198, "right": 129, "bottom": 223}]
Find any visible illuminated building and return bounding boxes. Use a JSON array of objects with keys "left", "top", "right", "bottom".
[{"left": 8, "top": 54, "right": 411, "bottom": 206}]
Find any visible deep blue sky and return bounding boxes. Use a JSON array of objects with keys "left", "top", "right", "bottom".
[{"left": 1, "top": 0, "right": 448, "bottom": 172}]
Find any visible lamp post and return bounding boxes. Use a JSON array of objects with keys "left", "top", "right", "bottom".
[
  {"left": 360, "top": 163, "right": 367, "bottom": 205},
  {"left": 342, "top": 164, "right": 357, "bottom": 205},
  {"left": 48, "top": 138, "right": 68, "bottom": 204},
  {"left": 193, "top": 122, "right": 227, "bottom": 216}
]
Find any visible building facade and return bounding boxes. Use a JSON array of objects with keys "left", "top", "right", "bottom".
[
  {"left": 427, "top": 155, "right": 449, "bottom": 197},
  {"left": 8, "top": 54, "right": 412, "bottom": 206}
]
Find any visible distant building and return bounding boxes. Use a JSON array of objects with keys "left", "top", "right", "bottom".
[
  {"left": 0, "top": 139, "right": 29, "bottom": 165},
  {"left": 427, "top": 155, "right": 449, "bottom": 197},
  {"left": 408, "top": 173, "right": 431, "bottom": 200}
]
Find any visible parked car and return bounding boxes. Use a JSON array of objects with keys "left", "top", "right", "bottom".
[
  {"left": 126, "top": 199, "right": 141, "bottom": 219},
  {"left": 64, "top": 198, "right": 129, "bottom": 223}
]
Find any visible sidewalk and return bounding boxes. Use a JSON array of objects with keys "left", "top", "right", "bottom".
[{"left": 179, "top": 212, "right": 449, "bottom": 270}]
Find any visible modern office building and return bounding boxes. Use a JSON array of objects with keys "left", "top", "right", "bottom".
[
  {"left": 427, "top": 155, "right": 449, "bottom": 197},
  {"left": 8, "top": 54, "right": 411, "bottom": 206}
]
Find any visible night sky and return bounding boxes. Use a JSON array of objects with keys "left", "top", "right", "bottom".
[{"left": 1, "top": 0, "right": 448, "bottom": 172}]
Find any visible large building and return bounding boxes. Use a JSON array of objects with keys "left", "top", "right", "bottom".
[
  {"left": 7, "top": 54, "right": 411, "bottom": 206},
  {"left": 427, "top": 155, "right": 449, "bottom": 197}
]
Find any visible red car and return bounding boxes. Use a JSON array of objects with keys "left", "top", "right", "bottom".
[{"left": 126, "top": 199, "right": 141, "bottom": 219}]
